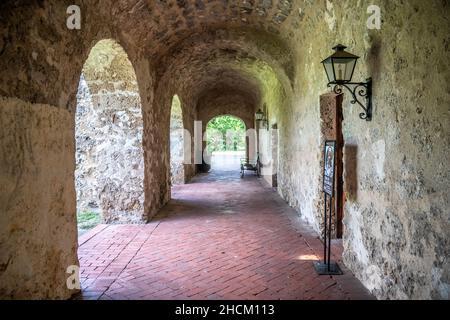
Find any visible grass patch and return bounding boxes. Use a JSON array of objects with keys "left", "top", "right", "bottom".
[{"left": 77, "top": 211, "right": 101, "bottom": 231}]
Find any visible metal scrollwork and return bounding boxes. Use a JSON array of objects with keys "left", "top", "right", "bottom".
[{"left": 327, "top": 78, "right": 372, "bottom": 121}]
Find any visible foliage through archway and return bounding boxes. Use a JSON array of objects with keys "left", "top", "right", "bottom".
[{"left": 206, "top": 115, "right": 246, "bottom": 153}]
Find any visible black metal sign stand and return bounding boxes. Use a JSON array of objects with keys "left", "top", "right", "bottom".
[{"left": 314, "top": 140, "right": 343, "bottom": 275}]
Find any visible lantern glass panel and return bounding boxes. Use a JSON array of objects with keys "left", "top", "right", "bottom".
[
  {"left": 322, "top": 58, "right": 335, "bottom": 82},
  {"left": 255, "top": 110, "right": 264, "bottom": 121},
  {"left": 332, "top": 57, "right": 357, "bottom": 82}
]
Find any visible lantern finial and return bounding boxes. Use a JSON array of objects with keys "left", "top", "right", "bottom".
[{"left": 332, "top": 44, "right": 347, "bottom": 51}]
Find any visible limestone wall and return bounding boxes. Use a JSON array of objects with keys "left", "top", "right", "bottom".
[
  {"left": 275, "top": 0, "right": 450, "bottom": 299},
  {"left": 0, "top": 97, "right": 78, "bottom": 299},
  {"left": 170, "top": 95, "right": 185, "bottom": 185},
  {"left": 75, "top": 75, "right": 145, "bottom": 223},
  {"left": 0, "top": 1, "right": 170, "bottom": 297}
]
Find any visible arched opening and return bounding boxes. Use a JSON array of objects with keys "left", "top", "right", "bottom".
[
  {"left": 205, "top": 115, "right": 246, "bottom": 172},
  {"left": 75, "top": 39, "right": 144, "bottom": 235},
  {"left": 169, "top": 94, "right": 185, "bottom": 185}
]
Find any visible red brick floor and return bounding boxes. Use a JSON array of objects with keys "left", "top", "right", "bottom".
[{"left": 75, "top": 170, "right": 374, "bottom": 300}]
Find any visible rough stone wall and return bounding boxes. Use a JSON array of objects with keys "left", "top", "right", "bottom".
[
  {"left": 0, "top": 97, "right": 78, "bottom": 299},
  {"left": 75, "top": 75, "right": 145, "bottom": 223},
  {"left": 170, "top": 95, "right": 185, "bottom": 185},
  {"left": 254, "top": 64, "right": 288, "bottom": 188},
  {"left": 274, "top": 0, "right": 450, "bottom": 299},
  {"left": 270, "top": 124, "right": 279, "bottom": 188},
  {"left": 338, "top": 1, "right": 450, "bottom": 298},
  {"left": 75, "top": 39, "right": 145, "bottom": 224},
  {"left": 0, "top": 1, "right": 170, "bottom": 298},
  {"left": 180, "top": 95, "right": 197, "bottom": 182},
  {"left": 75, "top": 76, "right": 96, "bottom": 212}
]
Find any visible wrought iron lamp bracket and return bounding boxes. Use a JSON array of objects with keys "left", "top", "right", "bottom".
[{"left": 327, "top": 77, "right": 372, "bottom": 121}]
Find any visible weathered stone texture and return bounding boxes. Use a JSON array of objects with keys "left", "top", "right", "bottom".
[
  {"left": 75, "top": 39, "right": 145, "bottom": 224},
  {"left": 275, "top": 0, "right": 450, "bottom": 300},
  {"left": 170, "top": 95, "right": 185, "bottom": 185},
  {"left": 0, "top": 97, "right": 78, "bottom": 299},
  {"left": 76, "top": 76, "right": 145, "bottom": 223}
]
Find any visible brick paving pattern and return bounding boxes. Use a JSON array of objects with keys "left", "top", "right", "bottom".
[{"left": 75, "top": 170, "right": 373, "bottom": 300}]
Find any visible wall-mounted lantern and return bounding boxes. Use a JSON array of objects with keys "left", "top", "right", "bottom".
[
  {"left": 255, "top": 108, "right": 264, "bottom": 121},
  {"left": 255, "top": 108, "right": 268, "bottom": 129},
  {"left": 321, "top": 44, "right": 373, "bottom": 121}
]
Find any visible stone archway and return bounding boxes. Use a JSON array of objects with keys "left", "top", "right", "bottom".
[
  {"left": 205, "top": 115, "right": 247, "bottom": 171},
  {"left": 169, "top": 94, "right": 185, "bottom": 185},
  {"left": 75, "top": 39, "right": 145, "bottom": 226}
]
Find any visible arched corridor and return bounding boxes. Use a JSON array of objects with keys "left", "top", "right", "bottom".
[{"left": 0, "top": 1, "right": 449, "bottom": 301}]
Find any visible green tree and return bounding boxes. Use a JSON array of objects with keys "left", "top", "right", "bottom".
[{"left": 206, "top": 116, "right": 246, "bottom": 152}]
